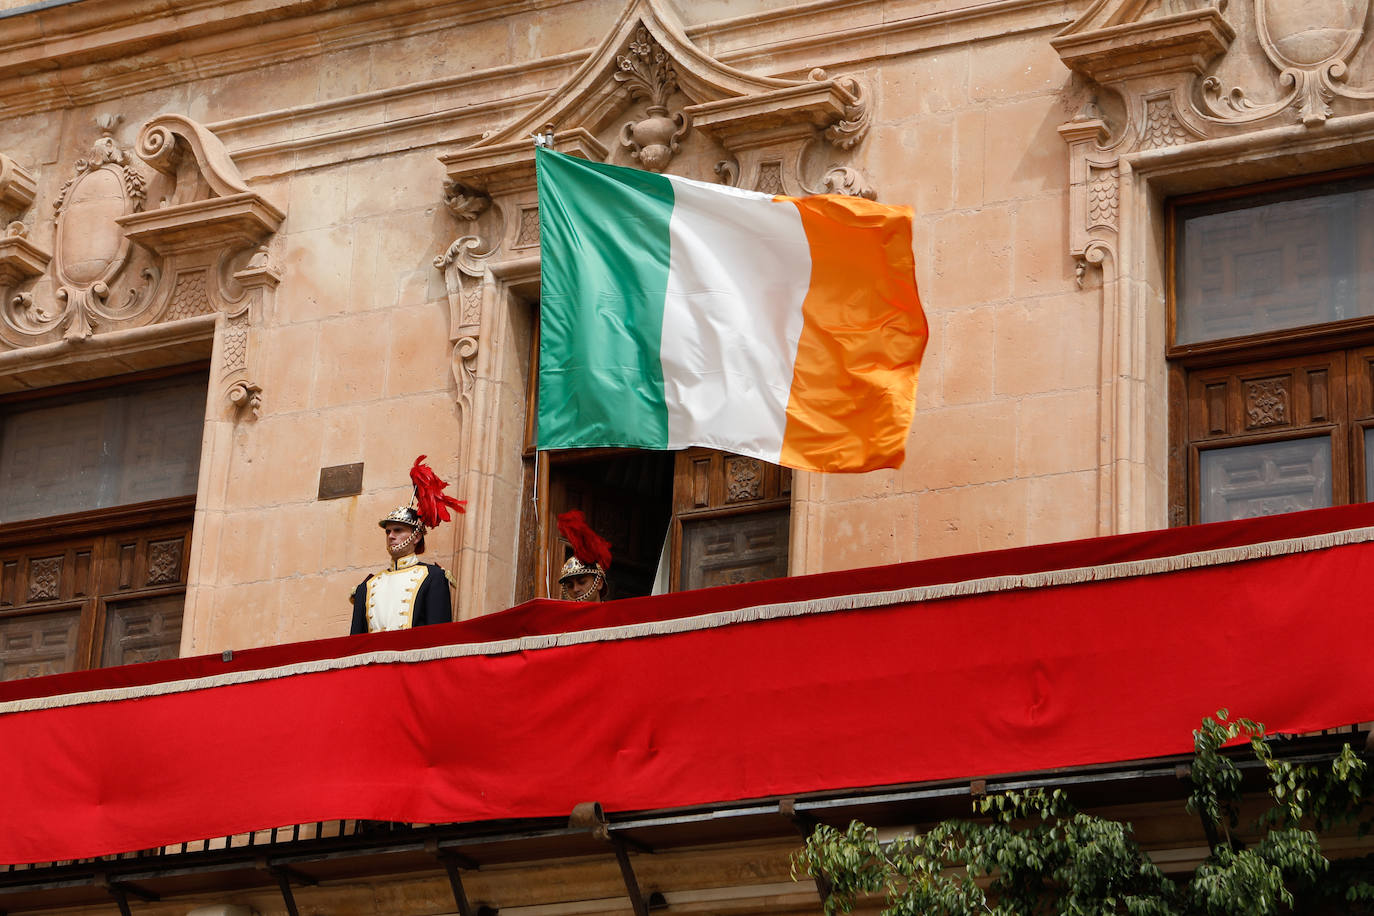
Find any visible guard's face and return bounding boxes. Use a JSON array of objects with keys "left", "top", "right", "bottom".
[
  {"left": 562, "top": 573, "right": 602, "bottom": 602},
  {"left": 384, "top": 522, "right": 419, "bottom": 558}
]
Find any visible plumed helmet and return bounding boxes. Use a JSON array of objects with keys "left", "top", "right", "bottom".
[
  {"left": 378, "top": 505, "right": 424, "bottom": 532},
  {"left": 558, "top": 554, "right": 604, "bottom": 583},
  {"left": 556, "top": 510, "right": 612, "bottom": 601}
]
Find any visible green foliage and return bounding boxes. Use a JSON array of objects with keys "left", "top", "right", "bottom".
[{"left": 793, "top": 711, "right": 1374, "bottom": 916}]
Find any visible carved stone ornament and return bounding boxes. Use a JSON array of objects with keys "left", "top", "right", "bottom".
[
  {"left": 48, "top": 114, "right": 147, "bottom": 341},
  {"left": 433, "top": 235, "right": 488, "bottom": 435},
  {"left": 442, "top": 180, "right": 491, "bottom": 221},
  {"left": 1052, "top": 2, "right": 1236, "bottom": 280},
  {"left": 1202, "top": 0, "right": 1374, "bottom": 126},
  {"left": 0, "top": 114, "right": 283, "bottom": 421},
  {"left": 437, "top": 0, "right": 879, "bottom": 239},
  {"left": 616, "top": 27, "right": 689, "bottom": 172}
]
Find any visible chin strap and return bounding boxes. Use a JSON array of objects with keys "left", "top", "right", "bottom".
[
  {"left": 559, "top": 572, "right": 605, "bottom": 602},
  {"left": 387, "top": 526, "right": 423, "bottom": 558}
]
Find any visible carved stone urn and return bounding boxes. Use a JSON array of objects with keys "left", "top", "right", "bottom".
[{"left": 620, "top": 105, "right": 688, "bottom": 172}]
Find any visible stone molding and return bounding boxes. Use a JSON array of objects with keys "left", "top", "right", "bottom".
[
  {"left": 2, "top": 0, "right": 1077, "bottom": 181},
  {"left": 0, "top": 114, "right": 283, "bottom": 421},
  {"left": 1053, "top": 0, "right": 1374, "bottom": 533},
  {"left": 0, "top": 0, "right": 581, "bottom": 119}
]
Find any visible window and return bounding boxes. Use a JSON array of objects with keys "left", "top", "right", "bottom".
[
  {"left": 0, "top": 369, "right": 205, "bottom": 680},
  {"left": 515, "top": 316, "right": 791, "bottom": 601},
  {"left": 1168, "top": 170, "right": 1374, "bottom": 524}
]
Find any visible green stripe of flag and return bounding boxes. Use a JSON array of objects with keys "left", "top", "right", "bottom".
[{"left": 536, "top": 149, "right": 675, "bottom": 450}]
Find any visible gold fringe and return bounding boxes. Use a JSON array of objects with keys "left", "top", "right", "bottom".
[{"left": 5, "top": 525, "right": 1372, "bottom": 716}]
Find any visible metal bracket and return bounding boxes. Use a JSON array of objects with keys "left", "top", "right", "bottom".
[
  {"left": 97, "top": 874, "right": 158, "bottom": 916},
  {"left": 570, "top": 801, "right": 657, "bottom": 916},
  {"left": 261, "top": 861, "right": 317, "bottom": 916},
  {"left": 429, "top": 839, "right": 482, "bottom": 916},
  {"left": 611, "top": 837, "right": 650, "bottom": 916},
  {"left": 779, "top": 798, "right": 833, "bottom": 907}
]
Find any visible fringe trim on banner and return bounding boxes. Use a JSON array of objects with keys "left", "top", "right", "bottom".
[{"left": 6, "top": 525, "right": 1374, "bottom": 716}]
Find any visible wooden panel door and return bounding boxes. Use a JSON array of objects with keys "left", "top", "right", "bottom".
[
  {"left": 0, "top": 504, "right": 192, "bottom": 681},
  {"left": 671, "top": 449, "right": 791, "bottom": 592},
  {"left": 1183, "top": 351, "right": 1349, "bottom": 523}
]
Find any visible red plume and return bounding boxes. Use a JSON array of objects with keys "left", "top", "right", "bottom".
[
  {"left": 556, "top": 509, "right": 612, "bottom": 570},
  {"left": 409, "top": 455, "right": 466, "bottom": 529}
]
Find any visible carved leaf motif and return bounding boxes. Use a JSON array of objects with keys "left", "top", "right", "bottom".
[
  {"left": 821, "top": 166, "right": 876, "bottom": 200},
  {"left": 614, "top": 27, "right": 678, "bottom": 110},
  {"left": 725, "top": 456, "right": 763, "bottom": 502},
  {"left": 145, "top": 540, "right": 183, "bottom": 586},
  {"left": 1246, "top": 378, "right": 1290, "bottom": 428},
  {"left": 442, "top": 180, "right": 491, "bottom": 221},
  {"left": 28, "top": 557, "right": 61, "bottom": 602},
  {"left": 821, "top": 75, "right": 872, "bottom": 150}
]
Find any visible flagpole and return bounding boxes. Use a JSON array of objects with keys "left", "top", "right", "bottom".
[{"left": 532, "top": 124, "right": 550, "bottom": 594}]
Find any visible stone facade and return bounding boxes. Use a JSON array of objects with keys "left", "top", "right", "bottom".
[{"left": 3, "top": 0, "right": 1374, "bottom": 909}]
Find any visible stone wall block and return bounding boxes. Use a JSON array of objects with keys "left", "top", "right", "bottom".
[
  {"left": 928, "top": 205, "right": 1013, "bottom": 306},
  {"left": 901, "top": 400, "right": 1017, "bottom": 491},
  {"left": 982, "top": 95, "right": 1070, "bottom": 205},
  {"left": 384, "top": 302, "right": 452, "bottom": 397},
  {"left": 938, "top": 306, "right": 996, "bottom": 406},
  {"left": 916, "top": 478, "right": 1029, "bottom": 557},
  {"left": 278, "top": 223, "right": 351, "bottom": 323},
  {"left": 814, "top": 494, "right": 918, "bottom": 572},
  {"left": 259, "top": 322, "right": 320, "bottom": 415},
  {"left": 1016, "top": 388, "right": 1100, "bottom": 478},
  {"left": 309, "top": 313, "right": 390, "bottom": 409},
  {"left": 1011, "top": 196, "right": 1075, "bottom": 299}
]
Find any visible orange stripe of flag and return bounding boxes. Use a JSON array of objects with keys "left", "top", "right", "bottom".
[{"left": 778, "top": 194, "right": 928, "bottom": 473}]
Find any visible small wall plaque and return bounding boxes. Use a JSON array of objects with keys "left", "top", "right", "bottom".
[{"left": 318, "top": 463, "right": 364, "bottom": 500}]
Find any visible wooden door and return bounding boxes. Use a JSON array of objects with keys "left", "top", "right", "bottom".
[{"left": 0, "top": 499, "right": 192, "bottom": 680}]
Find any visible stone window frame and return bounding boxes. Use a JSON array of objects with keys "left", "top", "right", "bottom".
[
  {"left": 1163, "top": 166, "right": 1374, "bottom": 525},
  {"left": 1108, "top": 113, "right": 1374, "bottom": 532}
]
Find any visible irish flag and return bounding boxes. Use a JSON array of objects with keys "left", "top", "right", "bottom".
[{"left": 535, "top": 148, "right": 927, "bottom": 473}]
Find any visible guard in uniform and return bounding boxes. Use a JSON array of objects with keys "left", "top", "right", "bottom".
[
  {"left": 350, "top": 456, "right": 465, "bottom": 634},
  {"left": 556, "top": 509, "right": 612, "bottom": 602}
]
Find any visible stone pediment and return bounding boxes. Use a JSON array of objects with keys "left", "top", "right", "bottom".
[{"left": 440, "top": 0, "right": 870, "bottom": 197}]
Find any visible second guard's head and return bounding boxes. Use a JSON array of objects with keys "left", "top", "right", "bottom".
[
  {"left": 379, "top": 505, "right": 426, "bottom": 558},
  {"left": 558, "top": 554, "right": 607, "bottom": 602}
]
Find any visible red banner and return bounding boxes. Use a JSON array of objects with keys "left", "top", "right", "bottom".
[{"left": 2, "top": 505, "right": 1373, "bottom": 864}]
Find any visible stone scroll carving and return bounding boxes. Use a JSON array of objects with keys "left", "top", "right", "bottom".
[
  {"left": 433, "top": 235, "right": 488, "bottom": 440},
  {"left": 0, "top": 114, "right": 283, "bottom": 421},
  {"left": 1201, "top": 0, "right": 1374, "bottom": 126}
]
